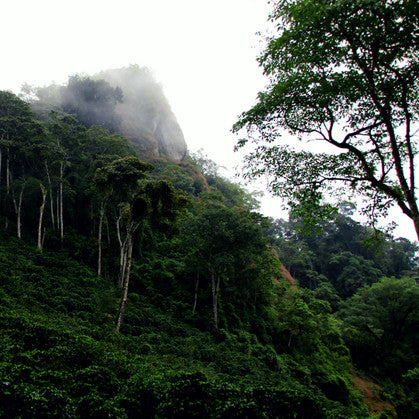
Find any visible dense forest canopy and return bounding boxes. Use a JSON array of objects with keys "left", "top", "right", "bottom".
[
  {"left": 0, "top": 80, "right": 417, "bottom": 417},
  {"left": 0, "top": 1, "right": 418, "bottom": 417}
]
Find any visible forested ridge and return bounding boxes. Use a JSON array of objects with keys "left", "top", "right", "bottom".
[
  {"left": 0, "top": 68, "right": 417, "bottom": 418},
  {"left": 2, "top": 0, "right": 419, "bottom": 412}
]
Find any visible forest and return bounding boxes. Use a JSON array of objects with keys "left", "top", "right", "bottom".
[{"left": 1, "top": 0, "right": 418, "bottom": 417}]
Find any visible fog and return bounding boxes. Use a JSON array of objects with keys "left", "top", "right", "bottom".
[
  {"left": 27, "top": 66, "right": 188, "bottom": 160},
  {"left": 0, "top": 0, "right": 416, "bottom": 240}
]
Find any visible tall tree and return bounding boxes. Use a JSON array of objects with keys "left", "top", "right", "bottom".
[
  {"left": 46, "top": 114, "right": 79, "bottom": 242},
  {"left": 179, "top": 202, "right": 267, "bottom": 329},
  {"left": 94, "top": 156, "right": 186, "bottom": 332},
  {"left": 234, "top": 0, "right": 419, "bottom": 238},
  {"left": 94, "top": 157, "right": 153, "bottom": 284},
  {"left": 114, "top": 179, "right": 186, "bottom": 332},
  {"left": 0, "top": 92, "right": 47, "bottom": 237}
]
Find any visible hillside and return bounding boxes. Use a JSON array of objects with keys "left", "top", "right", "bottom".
[
  {"left": 0, "top": 85, "right": 417, "bottom": 417},
  {"left": 0, "top": 236, "right": 367, "bottom": 418}
]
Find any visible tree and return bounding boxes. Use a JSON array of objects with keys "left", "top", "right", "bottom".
[
  {"left": 60, "top": 75, "right": 123, "bottom": 133},
  {"left": 326, "top": 251, "right": 381, "bottom": 298},
  {"left": 179, "top": 202, "right": 267, "bottom": 329},
  {"left": 46, "top": 113, "right": 82, "bottom": 242},
  {"left": 94, "top": 157, "right": 185, "bottom": 331},
  {"left": 338, "top": 277, "right": 419, "bottom": 379},
  {"left": 234, "top": 0, "right": 419, "bottom": 238},
  {"left": 0, "top": 92, "right": 47, "bottom": 238},
  {"left": 37, "top": 182, "right": 47, "bottom": 250},
  {"left": 94, "top": 157, "right": 153, "bottom": 330}
]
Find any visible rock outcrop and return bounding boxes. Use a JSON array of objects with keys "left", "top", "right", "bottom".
[
  {"left": 96, "top": 65, "right": 187, "bottom": 161},
  {"left": 153, "top": 114, "right": 187, "bottom": 161}
]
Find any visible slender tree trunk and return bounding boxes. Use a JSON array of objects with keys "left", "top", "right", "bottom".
[
  {"left": 45, "top": 161, "right": 55, "bottom": 230},
  {"left": 11, "top": 179, "right": 26, "bottom": 239},
  {"left": 192, "top": 272, "right": 200, "bottom": 314},
  {"left": 414, "top": 216, "right": 419, "bottom": 242},
  {"left": 6, "top": 150, "right": 10, "bottom": 194},
  {"left": 56, "top": 192, "right": 60, "bottom": 234},
  {"left": 211, "top": 269, "right": 221, "bottom": 329},
  {"left": 37, "top": 184, "right": 47, "bottom": 250},
  {"left": 59, "top": 160, "right": 64, "bottom": 242},
  {"left": 3, "top": 148, "right": 10, "bottom": 229},
  {"left": 105, "top": 215, "right": 110, "bottom": 245},
  {"left": 116, "top": 228, "right": 133, "bottom": 333},
  {"left": 16, "top": 183, "right": 25, "bottom": 239},
  {"left": 288, "top": 333, "right": 293, "bottom": 347},
  {"left": 42, "top": 227, "right": 46, "bottom": 248},
  {"left": 116, "top": 214, "right": 128, "bottom": 288},
  {"left": 97, "top": 201, "right": 106, "bottom": 276},
  {"left": 0, "top": 146, "right": 2, "bottom": 217}
]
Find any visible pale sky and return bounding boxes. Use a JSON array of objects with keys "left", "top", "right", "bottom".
[
  {"left": 1, "top": 0, "right": 270, "bottom": 163},
  {"left": 1, "top": 0, "right": 416, "bottom": 241},
  {"left": 1, "top": 0, "right": 270, "bottom": 178}
]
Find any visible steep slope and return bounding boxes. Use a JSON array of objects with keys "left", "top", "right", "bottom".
[
  {"left": 0, "top": 237, "right": 368, "bottom": 418},
  {"left": 96, "top": 65, "right": 187, "bottom": 160},
  {"left": 28, "top": 65, "right": 188, "bottom": 161}
]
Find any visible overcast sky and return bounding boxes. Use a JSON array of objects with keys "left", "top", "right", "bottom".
[
  {"left": 1, "top": 0, "right": 270, "bottom": 162},
  {"left": 1, "top": 0, "right": 271, "bottom": 182},
  {"left": 1, "top": 0, "right": 416, "bottom": 241}
]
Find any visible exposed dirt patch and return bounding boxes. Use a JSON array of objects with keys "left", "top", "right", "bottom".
[
  {"left": 269, "top": 246, "right": 297, "bottom": 287},
  {"left": 352, "top": 375, "right": 396, "bottom": 416},
  {"left": 280, "top": 264, "right": 297, "bottom": 287}
]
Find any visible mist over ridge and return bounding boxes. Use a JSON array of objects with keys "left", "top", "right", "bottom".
[
  {"left": 27, "top": 64, "right": 188, "bottom": 161},
  {"left": 94, "top": 65, "right": 187, "bottom": 160}
]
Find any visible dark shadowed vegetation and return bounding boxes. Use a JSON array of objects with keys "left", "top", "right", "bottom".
[{"left": 1, "top": 0, "right": 418, "bottom": 414}]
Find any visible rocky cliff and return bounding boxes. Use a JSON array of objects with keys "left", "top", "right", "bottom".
[{"left": 96, "top": 65, "right": 187, "bottom": 161}]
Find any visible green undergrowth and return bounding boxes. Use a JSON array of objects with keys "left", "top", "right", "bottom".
[{"left": 0, "top": 237, "right": 368, "bottom": 418}]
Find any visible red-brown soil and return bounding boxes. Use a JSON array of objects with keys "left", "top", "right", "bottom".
[{"left": 352, "top": 375, "right": 396, "bottom": 417}]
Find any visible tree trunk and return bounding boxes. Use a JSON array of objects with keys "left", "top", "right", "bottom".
[
  {"left": 45, "top": 161, "right": 55, "bottom": 230},
  {"left": 192, "top": 272, "right": 200, "bottom": 314},
  {"left": 116, "top": 228, "right": 133, "bottom": 333},
  {"left": 11, "top": 177, "right": 26, "bottom": 239},
  {"left": 0, "top": 146, "right": 2, "bottom": 217},
  {"left": 97, "top": 201, "right": 105, "bottom": 276},
  {"left": 105, "top": 215, "right": 110, "bottom": 245},
  {"left": 6, "top": 150, "right": 10, "bottom": 194},
  {"left": 16, "top": 183, "right": 25, "bottom": 239},
  {"left": 59, "top": 160, "right": 64, "bottom": 242},
  {"left": 3, "top": 148, "right": 10, "bottom": 229},
  {"left": 211, "top": 270, "right": 221, "bottom": 329},
  {"left": 288, "top": 333, "right": 293, "bottom": 347},
  {"left": 37, "top": 183, "right": 47, "bottom": 250},
  {"left": 0, "top": 146, "right": 2, "bottom": 200},
  {"left": 116, "top": 214, "right": 128, "bottom": 288},
  {"left": 56, "top": 192, "right": 59, "bottom": 235}
]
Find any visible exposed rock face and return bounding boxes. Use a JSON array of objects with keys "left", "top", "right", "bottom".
[
  {"left": 154, "top": 115, "right": 187, "bottom": 160},
  {"left": 96, "top": 65, "right": 187, "bottom": 161}
]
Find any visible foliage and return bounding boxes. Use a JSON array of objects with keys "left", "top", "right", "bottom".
[
  {"left": 60, "top": 75, "right": 123, "bottom": 133},
  {"left": 266, "top": 211, "right": 418, "bottom": 299},
  {"left": 338, "top": 277, "right": 419, "bottom": 378},
  {"left": 338, "top": 277, "right": 419, "bottom": 416},
  {"left": 234, "top": 0, "right": 419, "bottom": 238},
  {"left": 1, "top": 86, "right": 415, "bottom": 416},
  {"left": 0, "top": 236, "right": 368, "bottom": 418}
]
